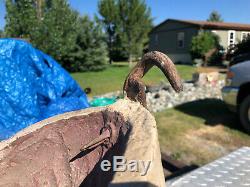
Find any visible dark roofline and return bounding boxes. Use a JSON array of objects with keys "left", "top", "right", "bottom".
[
  {"left": 150, "top": 19, "right": 250, "bottom": 33},
  {"left": 150, "top": 19, "right": 201, "bottom": 34}
]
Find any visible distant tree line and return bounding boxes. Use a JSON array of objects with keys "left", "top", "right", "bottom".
[
  {"left": 4, "top": 0, "right": 107, "bottom": 72},
  {"left": 3, "top": 0, "right": 153, "bottom": 71}
]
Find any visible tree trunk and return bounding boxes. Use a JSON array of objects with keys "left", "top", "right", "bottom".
[
  {"left": 107, "top": 26, "right": 113, "bottom": 64},
  {"left": 36, "top": 0, "right": 43, "bottom": 20},
  {"left": 128, "top": 53, "right": 133, "bottom": 67},
  {"left": 108, "top": 34, "right": 112, "bottom": 64},
  {"left": 109, "top": 56, "right": 112, "bottom": 64}
]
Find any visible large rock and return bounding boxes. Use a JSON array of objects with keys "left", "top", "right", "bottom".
[
  {"left": 0, "top": 99, "right": 165, "bottom": 187},
  {"left": 193, "top": 72, "right": 219, "bottom": 86}
]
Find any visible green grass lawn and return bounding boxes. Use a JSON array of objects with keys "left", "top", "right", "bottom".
[
  {"left": 71, "top": 62, "right": 195, "bottom": 96},
  {"left": 71, "top": 63, "right": 250, "bottom": 167},
  {"left": 155, "top": 99, "right": 250, "bottom": 166}
]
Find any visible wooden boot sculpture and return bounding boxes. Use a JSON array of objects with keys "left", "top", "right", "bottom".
[{"left": 0, "top": 51, "right": 183, "bottom": 187}]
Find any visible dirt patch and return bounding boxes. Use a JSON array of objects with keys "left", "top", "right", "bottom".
[
  {"left": 184, "top": 126, "right": 232, "bottom": 163},
  {"left": 187, "top": 125, "right": 233, "bottom": 145},
  {"left": 177, "top": 125, "right": 250, "bottom": 165}
]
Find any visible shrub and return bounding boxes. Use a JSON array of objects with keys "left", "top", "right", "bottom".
[
  {"left": 233, "top": 36, "right": 250, "bottom": 56},
  {"left": 64, "top": 16, "right": 108, "bottom": 72},
  {"left": 190, "top": 32, "right": 220, "bottom": 60}
]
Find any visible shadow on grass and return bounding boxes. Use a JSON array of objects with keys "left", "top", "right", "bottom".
[
  {"left": 175, "top": 98, "right": 245, "bottom": 132},
  {"left": 111, "top": 64, "right": 127, "bottom": 68},
  {"left": 110, "top": 61, "right": 131, "bottom": 68}
]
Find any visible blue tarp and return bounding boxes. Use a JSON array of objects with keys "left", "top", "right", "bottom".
[{"left": 0, "top": 39, "right": 90, "bottom": 140}]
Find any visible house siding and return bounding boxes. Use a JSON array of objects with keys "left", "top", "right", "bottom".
[
  {"left": 149, "top": 20, "right": 199, "bottom": 63},
  {"left": 149, "top": 19, "right": 250, "bottom": 64},
  {"left": 206, "top": 30, "right": 249, "bottom": 50},
  {"left": 210, "top": 30, "right": 229, "bottom": 49}
]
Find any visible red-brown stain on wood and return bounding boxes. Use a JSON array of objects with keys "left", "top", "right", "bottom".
[{"left": 0, "top": 110, "right": 129, "bottom": 187}]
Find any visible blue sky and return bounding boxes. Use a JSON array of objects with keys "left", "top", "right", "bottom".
[{"left": 1, "top": 0, "right": 250, "bottom": 30}]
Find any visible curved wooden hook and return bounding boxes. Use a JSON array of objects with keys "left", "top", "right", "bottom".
[{"left": 123, "top": 51, "right": 183, "bottom": 108}]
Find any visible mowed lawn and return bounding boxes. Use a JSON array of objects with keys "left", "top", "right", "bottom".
[
  {"left": 71, "top": 62, "right": 195, "bottom": 97},
  {"left": 72, "top": 62, "right": 250, "bottom": 167},
  {"left": 155, "top": 99, "right": 250, "bottom": 166}
]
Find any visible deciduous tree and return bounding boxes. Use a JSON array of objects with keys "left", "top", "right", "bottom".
[
  {"left": 117, "top": 0, "right": 153, "bottom": 66},
  {"left": 98, "top": 0, "right": 117, "bottom": 64},
  {"left": 190, "top": 31, "right": 221, "bottom": 64},
  {"left": 98, "top": 0, "right": 153, "bottom": 65}
]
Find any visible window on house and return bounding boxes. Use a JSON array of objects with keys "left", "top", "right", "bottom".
[
  {"left": 241, "top": 32, "right": 250, "bottom": 41},
  {"left": 228, "top": 30, "right": 236, "bottom": 46},
  {"left": 177, "top": 32, "right": 185, "bottom": 48}
]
